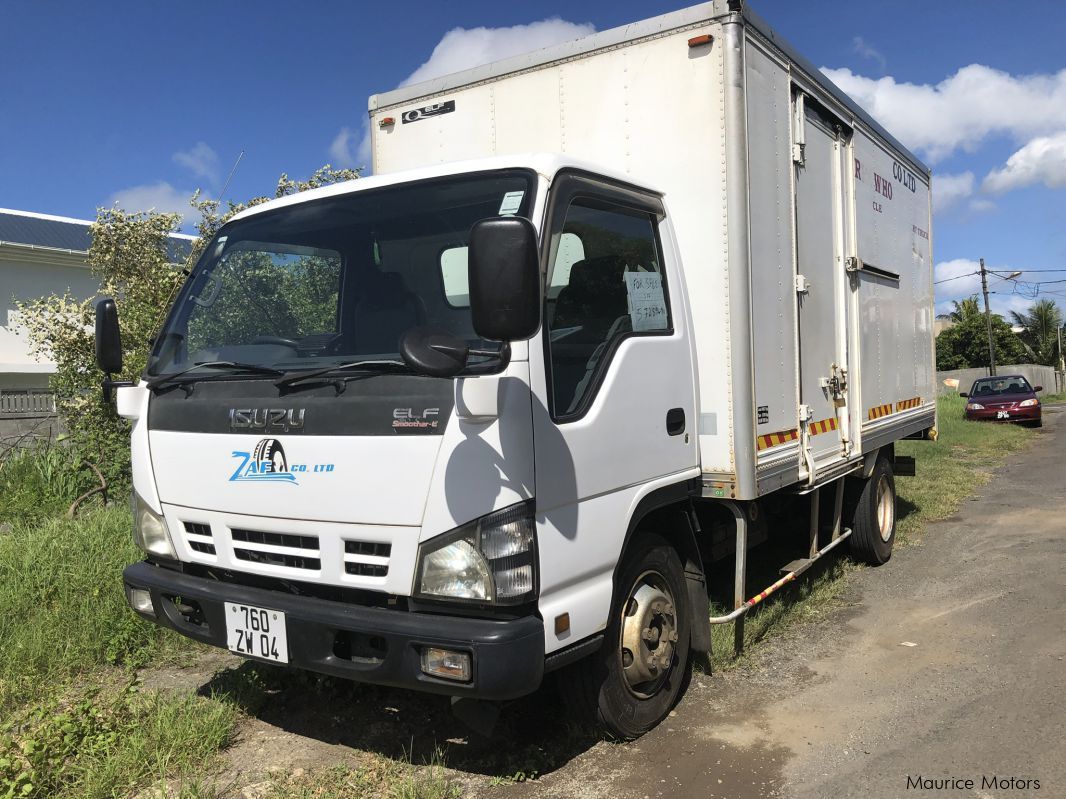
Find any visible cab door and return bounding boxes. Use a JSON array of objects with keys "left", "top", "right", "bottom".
[{"left": 529, "top": 172, "right": 699, "bottom": 650}]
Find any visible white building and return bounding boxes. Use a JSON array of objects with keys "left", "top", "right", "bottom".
[{"left": 0, "top": 208, "right": 192, "bottom": 417}]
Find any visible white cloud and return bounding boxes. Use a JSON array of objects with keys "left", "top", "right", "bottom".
[
  {"left": 934, "top": 259, "right": 1033, "bottom": 317},
  {"left": 107, "top": 181, "right": 201, "bottom": 226},
  {"left": 982, "top": 131, "right": 1066, "bottom": 194},
  {"left": 851, "top": 37, "right": 885, "bottom": 72},
  {"left": 821, "top": 64, "right": 1066, "bottom": 163},
  {"left": 341, "top": 17, "right": 595, "bottom": 174},
  {"left": 968, "top": 197, "right": 997, "bottom": 213},
  {"left": 329, "top": 127, "right": 360, "bottom": 168},
  {"left": 932, "top": 171, "right": 974, "bottom": 213},
  {"left": 401, "top": 18, "right": 595, "bottom": 87},
  {"left": 172, "top": 142, "right": 220, "bottom": 184}
]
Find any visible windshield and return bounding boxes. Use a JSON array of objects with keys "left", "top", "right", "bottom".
[
  {"left": 147, "top": 170, "right": 536, "bottom": 378},
  {"left": 969, "top": 376, "right": 1033, "bottom": 397}
]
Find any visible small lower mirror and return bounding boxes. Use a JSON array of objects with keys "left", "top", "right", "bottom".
[{"left": 400, "top": 328, "right": 469, "bottom": 378}]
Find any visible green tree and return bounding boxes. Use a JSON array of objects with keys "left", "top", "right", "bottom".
[
  {"left": 1009, "top": 298, "right": 1063, "bottom": 366},
  {"left": 935, "top": 310, "right": 1028, "bottom": 370},
  {"left": 939, "top": 295, "right": 982, "bottom": 323},
  {"left": 17, "top": 165, "right": 360, "bottom": 487}
]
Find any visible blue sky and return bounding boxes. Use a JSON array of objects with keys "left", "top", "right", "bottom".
[{"left": 2, "top": 0, "right": 1065, "bottom": 316}]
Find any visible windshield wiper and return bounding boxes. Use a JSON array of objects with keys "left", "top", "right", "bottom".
[
  {"left": 275, "top": 359, "right": 412, "bottom": 390},
  {"left": 146, "top": 361, "right": 285, "bottom": 390}
]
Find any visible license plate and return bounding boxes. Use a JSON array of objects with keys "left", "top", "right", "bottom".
[
  {"left": 997, "top": 411, "right": 1010, "bottom": 419},
  {"left": 225, "top": 602, "right": 289, "bottom": 663}
]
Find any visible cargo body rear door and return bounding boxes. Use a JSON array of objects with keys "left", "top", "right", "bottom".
[{"left": 793, "top": 94, "right": 851, "bottom": 470}]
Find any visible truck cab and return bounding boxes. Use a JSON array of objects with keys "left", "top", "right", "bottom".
[{"left": 110, "top": 155, "right": 702, "bottom": 737}]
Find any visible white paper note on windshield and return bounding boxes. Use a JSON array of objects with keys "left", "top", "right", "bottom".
[{"left": 624, "top": 271, "right": 668, "bottom": 332}]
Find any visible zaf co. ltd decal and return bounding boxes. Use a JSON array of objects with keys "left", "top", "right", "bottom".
[{"left": 229, "top": 439, "right": 335, "bottom": 486}]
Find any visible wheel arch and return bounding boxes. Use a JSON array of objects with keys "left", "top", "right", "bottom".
[{"left": 613, "top": 478, "right": 712, "bottom": 654}]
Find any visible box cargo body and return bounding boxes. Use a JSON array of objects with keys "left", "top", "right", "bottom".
[{"left": 369, "top": 0, "right": 936, "bottom": 500}]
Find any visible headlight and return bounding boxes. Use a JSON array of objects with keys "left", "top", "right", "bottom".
[
  {"left": 416, "top": 501, "right": 536, "bottom": 605},
  {"left": 132, "top": 492, "right": 177, "bottom": 560},
  {"left": 1019, "top": 399, "right": 1039, "bottom": 407},
  {"left": 966, "top": 403, "right": 984, "bottom": 410}
]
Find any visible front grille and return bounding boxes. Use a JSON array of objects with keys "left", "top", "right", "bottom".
[
  {"left": 345, "top": 562, "right": 389, "bottom": 577},
  {"left": 229, "top": 527, "right": 322, "bottom": 572},
  {"left": 182, "top": 521, "right": 216, "bottom": 556},
  {"left": 234, "top": 549, "right": 321, "bottom": 570},
  {"left": 344, "top": 541, "right": 391, "bottom": 558},
  {"left": 343, "top": 539, "right": 391, "bottom": 578},
  {"left": 231, "top": 528, "right": 318, "bottom": 550}
]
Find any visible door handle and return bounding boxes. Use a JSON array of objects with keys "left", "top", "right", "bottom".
[{"left": 666, "top": 407, "right": 686, "bottom": 436}]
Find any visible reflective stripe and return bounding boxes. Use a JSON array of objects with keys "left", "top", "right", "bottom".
[{"left": 757, "top": 428, "right": 799, "bottom": 451}]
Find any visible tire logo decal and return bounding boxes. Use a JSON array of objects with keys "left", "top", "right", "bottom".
[{"left": 228, "top": 439, "right": 335, "bottom": 486}]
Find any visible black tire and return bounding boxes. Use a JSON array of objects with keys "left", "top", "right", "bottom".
[
  {"left": 558, "top": 534, "right": 691, "bottom": 740},
  {"left": 846, "top": 457, "right": 896, "bottom": 565},
  {"left": 1031, "top": 418, "right": 1043, "bottom": 429},
  {"left": 252, "top": 438, "right": 287, "bottom": 474}
]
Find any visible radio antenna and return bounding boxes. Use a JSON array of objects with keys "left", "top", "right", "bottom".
[{"left": 216, "top": 149, "right": 245, "bottom": 210}]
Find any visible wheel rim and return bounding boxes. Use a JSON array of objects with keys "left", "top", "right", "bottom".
[
  {"left": 618, "top": 570, "right": 678, "bottom": 698},
  {"left": 876, "top": 474, "right": 895, "bottom": 542}
]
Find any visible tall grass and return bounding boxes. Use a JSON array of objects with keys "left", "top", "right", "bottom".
[
  {"left": 0, "top": 507, "right": 191, "bottom": 711},
  {"left": 0, "top": 442, "right": 99, "bottom": 523}
]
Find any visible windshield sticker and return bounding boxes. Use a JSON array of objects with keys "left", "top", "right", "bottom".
[
  {"left": 624, "top": 272, "right": 668, "bottom": 332},
  {"left": 229, "top": 439, "right": 335, "bottom": 486},
  {"left": 498, "top": 191, "right": 525, "bottom": 216}
]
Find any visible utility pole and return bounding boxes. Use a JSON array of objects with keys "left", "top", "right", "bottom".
[{"left": 980, "top": 257, "right": 997, "bottom": 376}]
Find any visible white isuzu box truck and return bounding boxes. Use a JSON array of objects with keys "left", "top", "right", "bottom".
[{"left": 98, "top": 0, "right": 934, "bottom": 738}]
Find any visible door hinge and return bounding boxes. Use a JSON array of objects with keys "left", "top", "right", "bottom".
[
  {"left": 798, "top": 404, "right": 813, "bottom": 422},
  {"left": 845, "top": 256, "right": 861, "bottom": 273},
  {"left": 792, "top": 143, "right": 805, "bottom": 165},
  {"left": 795, "top": 274, "right": 810, "bottom": 293}
]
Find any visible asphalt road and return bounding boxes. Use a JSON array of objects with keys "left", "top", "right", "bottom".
[{"left": 493, "top": 406, "right": 1066, "bottom": 799}]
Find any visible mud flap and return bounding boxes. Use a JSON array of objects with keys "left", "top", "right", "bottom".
[{"left": 685, "top": 564, "right": 712, "bottom": 656}]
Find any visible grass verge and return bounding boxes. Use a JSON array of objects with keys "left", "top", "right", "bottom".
[
  {"left": 0, "top": 506, "right": 192, "bottom": 712},
  {"left": 708, "top": 392, "right": 1035, "bottom": 671}
]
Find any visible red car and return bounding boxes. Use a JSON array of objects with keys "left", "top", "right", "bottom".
[{"left": 961, "top": 375, "right": 1043, "bottom": 427}]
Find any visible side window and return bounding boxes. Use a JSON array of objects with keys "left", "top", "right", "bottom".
[
  {"left": 546, "top": 198, "right": 670, "bottom": 418},
  {"left": 439, "top": 246, "right": 469, "bottom": 307}
]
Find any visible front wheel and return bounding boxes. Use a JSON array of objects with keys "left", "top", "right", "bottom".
[
  {"left": 559, "top": 534, "right": 691, "bottom": 739},
  {"left": 846, "top": 456, "right": 896, "bottom": 565}
]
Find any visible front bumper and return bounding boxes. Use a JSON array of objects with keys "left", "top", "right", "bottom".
[
  {"left": 124, "top": 561, "right": 544, "bottom": 700},
  {"left": 965, "top": 406, "right": 1041, "bottom": 423}
]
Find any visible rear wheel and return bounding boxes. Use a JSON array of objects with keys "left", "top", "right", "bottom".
[
  {"left": 559, "top": 534, "right": 691, "bottom": 739},
  {"left": 846, "top": 457, "right": 896, "bottom": 565}
]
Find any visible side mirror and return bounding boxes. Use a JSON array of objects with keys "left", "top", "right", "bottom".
[
  {"left": 400, "top": 328, "right": 470, "bottom": 378},
  {"left": 958, "top": 392, "right": 968, "bottom": 398},
  {"left": 95, "top": 298, "right": 124, "bottom": 402},
  {"left": 468, "top": 217, "right": 540, "bottom": 342},
  {"left": 1034, "top": 385, "right": 1043, "bottom": 392}
]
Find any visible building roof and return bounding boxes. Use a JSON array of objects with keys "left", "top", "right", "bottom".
[{"left": 0, "top": 208, "right": 197, "bottom": 261}]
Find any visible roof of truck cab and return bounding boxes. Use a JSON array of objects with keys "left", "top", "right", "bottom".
[
  {"left": 227, "top": 153, "right": 662, "bottom": 224},
  {"left": 369, "top": 0, "right": 929, "bottom": 177}
]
